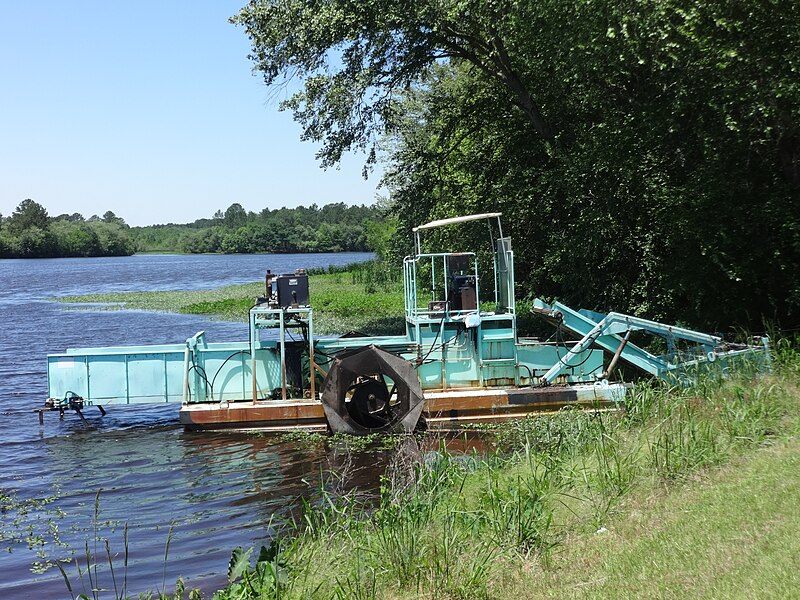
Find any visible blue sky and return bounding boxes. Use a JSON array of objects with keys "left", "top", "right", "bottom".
[{"left": 0, "top": 1, "right": 381, "bottom": 226}]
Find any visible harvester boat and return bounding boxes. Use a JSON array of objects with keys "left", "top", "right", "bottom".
[{"left": 43, "top": 213, "right": 769, "bottom": 433}]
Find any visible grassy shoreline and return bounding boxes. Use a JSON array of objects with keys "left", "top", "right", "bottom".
[
  {"left": 202, "top": 345, "right": 800, "bottom": 600},
  {"left": 56, "top": 263, "right": 405, "bottom": 336},
  {"left": 51, "top": 265, "right": 800, "bottom": 598}
]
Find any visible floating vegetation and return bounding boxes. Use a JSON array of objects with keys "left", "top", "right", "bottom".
[
  {"left": 57, "top": 282, "right": 264, "bottom": 316},
  {"left": 55, "top": 263, "right": 405, "bottom": 335},
  {"left": 276, "top": 431, "right": 406, "bottom": 452},
  {"left": 0, "top": 486, "right": 71, "bottom": 574}
]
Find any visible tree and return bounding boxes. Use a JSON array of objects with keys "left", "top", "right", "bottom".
[
  {"left": 64, "top": 223, "right": 101, "bottom": 256},
  {"left": 231, "top": 0, "right": 564, "bottom": 173},
  {"left": 12, "top": 226, "right": 58, "bottom": 257},
  {"left": 1, "top": 202, "right": 136, "bottom": 258},
  {"left": 8, "top": 199, "right": 49, "bottom": 234},
  {"left": 102, "top": 210, "right": 126, "bottom": 226},
  {"left": 383, "top": 1, "right": 800, "bottom": 329},
  {"left": 223, "top": 203, "right": 248, "bottom": 229},
  {"left": 54, "top": 213, "right": 86, "bottom": 222},
  {"left": 365, "top": 217, "right": 398, "bottom": 261}
]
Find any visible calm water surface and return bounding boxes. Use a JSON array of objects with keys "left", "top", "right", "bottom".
[{"left": 0, "top": 253, "right": 394, "bottom": 598}]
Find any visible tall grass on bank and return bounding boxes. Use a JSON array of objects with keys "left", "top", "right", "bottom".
[{"left": 211, "top": 342, "right": 800, "bottom": 600}]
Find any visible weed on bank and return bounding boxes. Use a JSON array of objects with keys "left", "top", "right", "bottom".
[{"left": 210, "top": 341, "right": 800, "bottom": 600}]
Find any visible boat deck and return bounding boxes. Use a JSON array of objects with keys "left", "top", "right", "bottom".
[{"left": 179, "top": 383, "right": 627, "bottom": 432}]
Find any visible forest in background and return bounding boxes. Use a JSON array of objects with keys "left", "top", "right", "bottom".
[
  {"left": 0, "top": 199, "right": 387, "bottom": 258},
  {"left": 0, "top": 200, "right": 136, "bottom": 258},
  {"left": 234, "top": 0, "right": 800, "bottom": 331},
  {"left": 130, "top": 202, "right": 384, "bottom": 254}
]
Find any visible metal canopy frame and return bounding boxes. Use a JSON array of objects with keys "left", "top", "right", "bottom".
[
  {"left": 407, "top": 212, "right": 514, "bottom": 320},
  {"left": 412, "top": 212, "right": 504, "bottom": 256}
]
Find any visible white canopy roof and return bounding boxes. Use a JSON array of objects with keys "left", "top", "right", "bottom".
[{"left": 413, "top": 212, "right": 502, "bottom": 232}]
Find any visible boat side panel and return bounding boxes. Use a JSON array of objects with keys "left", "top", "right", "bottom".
[{"left": 48, "top": 350, "right": 186, "bottom": 405}]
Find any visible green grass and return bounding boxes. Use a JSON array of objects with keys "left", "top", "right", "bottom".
[
  {"left": 206, "top": 342, "right": 800, "bottom": 600},
  {"left": 56, "top": 263, "right": 405, "bottom": 335},
  {"left": 524, "top": 438, "right": 800, "bottom": 598}
]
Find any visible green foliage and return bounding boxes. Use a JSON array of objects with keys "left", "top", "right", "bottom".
[
  {"left": 232, "top": 0, "right": 558, "bottom": 170},
  {"left": 227, "top": 546, "right": 252, "bottom": 583},
  {"left": 216, "top": 545, "right": 286, "bottom": 600},
  {"left": 130, "top": 202, "right": 382, "bottom": 254},
  {"left": 236, "top": 0, "right": 800, "bottom": 331},
  {"left": 0, "top": 200, "right": 135, "bottom": 258},
  {"left": 8, "top": 198, "right": 50, "bottom": 233},
  {"left": 364, "top": 217, "right": 399, "bottom": 261},
  {"left": 381, "top": 9, "right": 800, "bottom": 330},
  {"left": 223, "top": 203, "right": 249, "bottom": 229},
  {"left": 2, "top": 201, "right": 384, "bottom": 256}
]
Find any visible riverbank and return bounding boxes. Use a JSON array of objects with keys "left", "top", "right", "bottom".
[
  {"left": 48, "top": 260, "right": 800, "bottom": 598},
  {"left": 204, "top": 343, "right": 800, "bottom": 599},
  {"left": 57, "top": 262, "right": 405, "bottom": 335}
]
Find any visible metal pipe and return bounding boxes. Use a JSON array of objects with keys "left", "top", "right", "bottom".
[
  {"left": 251, "top": 355, "right": 258, "bottom": 405},
  {"left": 182, "top": 344, "right": 190, "bottom": 405},
  {"left": 441, "top": 330, "right": 448, "bottom": 391},
  {"left": 603, "top": 330, "right": 631, "bottom": 379},
  {"left": 308, "top": 310, "right": 316, "bottom": 400},
  {"left": 431, "top": 254, "right": 436, "bottom": 301},
  {"left": 280, "top": 310, "right": 287, "bottom": 401},
  {"left": 442, "top": 255, "right": 449, "bottom": 309}
]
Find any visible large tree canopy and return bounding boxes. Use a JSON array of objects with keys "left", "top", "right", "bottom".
[
  {"left": 234, "top": 0, "right": 800, "bottom": 330},
  {"left": 232, "top": 0, "right": 563, "bottom": 168},
  {"left": 8, "top": 198, "right": 50, "bottom": 233}
]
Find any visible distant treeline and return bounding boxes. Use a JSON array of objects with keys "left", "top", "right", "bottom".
[
  {"left": 131, "top": 202, "right": 386, "bottom": 254},
  {"left": 0, "top": 200, "right": 136, "bottom": 258},
  {"left": 1, "top": 199, "right": 389, "bottom": 258}
]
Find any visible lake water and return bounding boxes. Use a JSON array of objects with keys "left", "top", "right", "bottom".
[{"left": 0, "top": 252, "right": 396, "bottom": 598}]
